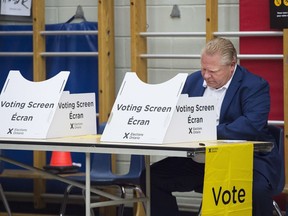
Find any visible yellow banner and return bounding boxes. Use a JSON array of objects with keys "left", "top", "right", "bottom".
[{"left": 202, "top": 143, "right": 253, "bottom": 216}]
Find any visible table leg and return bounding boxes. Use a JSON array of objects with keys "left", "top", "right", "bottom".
[
  {"left": 145, "top": 155, "right": 151, "bottom": 216},
  {"left": 86, "top": 152, "right": 91, "bottom": 216}
]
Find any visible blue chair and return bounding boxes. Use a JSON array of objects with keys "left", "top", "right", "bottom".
[
  {"left": 268, "top": 125, "right": 285, "bottom": 216},
  {"left": 60, "top": 154, "right": 145, "bottom": 216},
  {"left": 60, "top": 123, "right": 145, "bottom": 216},
  {"left": 60, "top": 122, "right": 145, "bottom": 216}
]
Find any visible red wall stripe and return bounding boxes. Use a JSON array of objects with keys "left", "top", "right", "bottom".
[{"left": 239, "top": 0, "right": 283, "bottom": 120}]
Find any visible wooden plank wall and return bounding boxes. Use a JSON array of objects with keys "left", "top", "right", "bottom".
[
  {"left": 32, "top": 0, "right": 47, "bottom": 209},
  {"left": 98, "top": 0, "right": 115, "bottom": 124},
  {"left": 130, "top": 0, "right": 147, "bottom": 82}
]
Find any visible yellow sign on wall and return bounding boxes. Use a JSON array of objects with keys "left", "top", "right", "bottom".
[{"left": 202, "top": 143, "right": 253, "bottom": 216}]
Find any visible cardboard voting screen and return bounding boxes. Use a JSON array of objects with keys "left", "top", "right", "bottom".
[
  {"left": 0, "top": 70, "right": 96, "bottom": 138},
  {"left": 164, "top": 94, "right": 216, "bottom": 143},
  {"left": 100, "top": 72, "right": 216, "bottom": 144},
  {"left": 47, "top": 91, "right": 96, "bottom": 138}
]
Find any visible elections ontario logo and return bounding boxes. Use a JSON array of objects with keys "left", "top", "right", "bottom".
[{"left": 123, "top": 132, "right": 144, "bottom": 140}]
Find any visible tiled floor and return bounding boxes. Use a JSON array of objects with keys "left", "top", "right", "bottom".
[{"left": 2, "top": 201, "right": 286, "bottom": 216}]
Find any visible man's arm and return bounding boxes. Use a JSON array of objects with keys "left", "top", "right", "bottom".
[{"left": 217, "top": 78, "right": 272, "bottom": 141}]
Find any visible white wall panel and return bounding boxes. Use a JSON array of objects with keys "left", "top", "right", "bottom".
[
  {"left": 45, "top": 7, "right": 59, "bottom": 24},
  {"left": 219, "top": 5, "right": 239, "bottom": 31},
  {"left": 115, "top": 37, "right": 131, "bottom": 68},
  {"left": 46, "top": 0, "right": 97, "bottom": 7},
  {"left": 146, "top": 5, "right": 206, "bottom": 32},
  {"left": 114, "top": 6, "right": 130, "bottom": 36}
]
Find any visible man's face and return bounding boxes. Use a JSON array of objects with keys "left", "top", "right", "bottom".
[{"left": 201, "top": 52, "right": 235, "bottom": 89}]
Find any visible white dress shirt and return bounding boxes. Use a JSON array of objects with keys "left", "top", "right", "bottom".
[{"left": 202, "top": 65, "right": 237, "bottom": 125}]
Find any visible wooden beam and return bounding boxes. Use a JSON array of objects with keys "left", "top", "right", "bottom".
[
  {"left": 130, "top": 2, "right": 147, "bottom": 215},
  {"left": 98, "top": 2, "right": 117, "bottom": 216},
  {"left": 32, "top": 0, "right": 46, "bottom": 209},
  {"left": 283, "top": 29, "right": 288, "bottom": 187},
  {"left": 32, "top": 0, "right": 46, "bottom": 82},
  {"left": 98, "top": 0, "right": 116, "bottom": 123},
  {"left": 130, "top": 0, "right": 147, "bottom": 82},
  {"left": 206, "top": 0, "right": 218, "bottom": 42}
]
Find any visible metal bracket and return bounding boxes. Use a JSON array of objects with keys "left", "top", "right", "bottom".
[{"left": 187, "top": 151, "right": 195, "bottom": 158}]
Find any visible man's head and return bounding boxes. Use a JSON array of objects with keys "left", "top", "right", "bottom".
[{"left": 200, "top": 37, "right": 237, "bottom": 89}]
